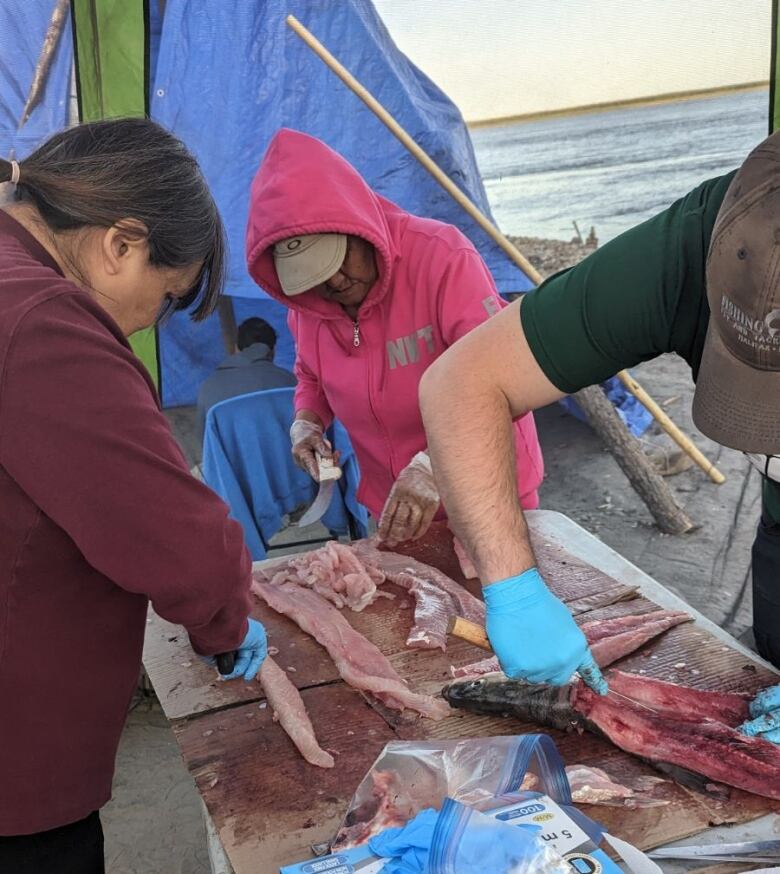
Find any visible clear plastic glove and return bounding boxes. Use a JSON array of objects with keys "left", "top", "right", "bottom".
[
  {"left": 368, "top": 807, "right": 439, "bottom": 873},
  {"left": 739, "top": 685, "right": 780, "bottom": 743},
  {"left": 289, "top": 418, "right": 334, "bottom": 481},
  {"left": 202, "top": 618, "right": 268, "bottom": 682},
  {"left": 484, "top": 567, "right": 608, "bottom": 694},
  {"left": 378, "top": 452, "right": 440, "bottom": 547}
]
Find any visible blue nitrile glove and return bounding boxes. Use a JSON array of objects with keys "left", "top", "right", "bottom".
[
  {"left": 484, "top": 568, "right": 608, "bottom": 694},
  {"left": 367, "top": 808, "right": 439, "bottom": 873},
  {"left": 739, "top": 684, "right": 780, "bottom": 744},
  {"left": 202, "top": 618, "right": 268, "bottom": 682}
]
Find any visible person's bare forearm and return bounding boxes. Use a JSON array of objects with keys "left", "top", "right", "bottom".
[
  {"left": 420, "top": 300, "right": 564, "bottom": 585},
  {"left": 420, "top": 349, "right": 535, "bottom": 585},
  {"left": 421, "top": 302, "right": 607, "bottom": 693}
]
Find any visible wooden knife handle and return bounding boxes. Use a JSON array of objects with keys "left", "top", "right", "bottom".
[{"left": 447, "top": 616, "right": 493, "bottom": 651}]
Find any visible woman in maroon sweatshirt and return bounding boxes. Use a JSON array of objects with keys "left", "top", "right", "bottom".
[{"left": 0, "top": 119, "right": 265, "bottom": 874}]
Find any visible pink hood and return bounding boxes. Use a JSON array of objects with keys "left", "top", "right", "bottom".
[
  {"left": 246, "top": 129, "right": 543, "bottom": 517},
  {"left": 246, "top": 128, "right": 400, "bottom": 319}
]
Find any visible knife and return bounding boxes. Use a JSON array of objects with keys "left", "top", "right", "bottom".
[
  {"left": 297, "top": 454, "right": 342, "bottom": 527},
  {"left": 215, "top": 652, "right": 236, "bottom": 675},
  {"left": 447, "top": 616, "right": 658, "bottom": 712},
  {"left": 648, "top": 839, "right": 780, "bottom": 863}
]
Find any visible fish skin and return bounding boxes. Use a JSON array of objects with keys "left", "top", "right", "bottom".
[{"left": 442, "top": 675, "right": 582, "bottom": 733}]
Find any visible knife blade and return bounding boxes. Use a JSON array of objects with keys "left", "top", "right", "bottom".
[
  {"left": 648, "top": 839, "right": 780, "bottom": 862},
  {"left": 297, "top": 454, "right": 342, "bottom": 527}
]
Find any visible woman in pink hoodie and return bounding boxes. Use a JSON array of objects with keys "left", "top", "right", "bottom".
[{"left": 246, "top": 129, "right": 543, "bottom": 549}]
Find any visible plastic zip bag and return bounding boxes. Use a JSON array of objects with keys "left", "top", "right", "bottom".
[
  {"left": 333, "top": 734, "right": 571, "bottom": 850},
  {"left": 427, "top": 798, "right": 570, "bottom": 874}
]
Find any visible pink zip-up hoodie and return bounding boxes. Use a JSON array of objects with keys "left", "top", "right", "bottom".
[{"left": 246, "top": 129, "right": 543, "bottom": 518}]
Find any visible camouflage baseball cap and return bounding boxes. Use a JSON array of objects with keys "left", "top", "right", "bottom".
[{"left": 693, "top": 130, "right": 780, "bottom": 453}]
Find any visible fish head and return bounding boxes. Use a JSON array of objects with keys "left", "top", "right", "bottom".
[{"left": 442, "top": 676, "right": 493, "bottom": 707}]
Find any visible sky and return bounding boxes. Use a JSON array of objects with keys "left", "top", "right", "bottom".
[{"left": 372, "top": 0, "right": 771, "bottom": 122}]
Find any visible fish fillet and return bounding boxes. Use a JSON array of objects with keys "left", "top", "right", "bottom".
[
  {"left": 351, "top": 540, "right": 486, "bottom": 651},
  {"left": 583, "top": 610, "right": 692, "bottom": 666},
  {"left": 259, "top": 657, "right": 334, "bottom": 768},
  {"left": 451, "top": 609, "right": 692, "bottom": 678},
  {"left": 258, "top": 539, "right": 481, "bottom": 651},
  {"left": 383, "top": 570, "right": 456, "bottom": 650},
  {"left": 353, "top": 540, "right": 486, "bottom": 624},
  {"left": 252, "top": 577, "right": 450, "bottom": 721},
  {"left": 564, "top": 765, "right": 668, "bottom": 808},
  {"left": 263, "top": 541, "right": 386, "bottom": 612}
]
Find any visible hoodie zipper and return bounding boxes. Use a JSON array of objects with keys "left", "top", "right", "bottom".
[{"left": 353, "top": 313, "right": 394, "bottom": 479}]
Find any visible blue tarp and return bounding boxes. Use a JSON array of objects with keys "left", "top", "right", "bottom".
[
  {"left": 0, "top": 1, "right": 72, "bottom": 161},
  {"left": 0, "top": 0, "right": 649, "bottom": 437},
  {"left": 150, "top": 0, "right": 534, "bottom": 407}
]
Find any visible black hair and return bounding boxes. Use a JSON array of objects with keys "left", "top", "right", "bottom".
[
  {"left": 237, "top": 317, "right": 277, "bottom": 351},
  {"left": 0, "top": 117, "right": 226, "bottom": 321}
]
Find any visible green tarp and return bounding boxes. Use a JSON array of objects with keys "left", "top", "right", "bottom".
[{"left": 71, "top": 0, "right": 159, "bottom": 387}]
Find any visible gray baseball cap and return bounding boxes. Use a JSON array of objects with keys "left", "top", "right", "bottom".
[
  {"left": 693, "top": 130, "right": 780, "bottom": 453},
  {"left": 272, "top": 233, "right": 347, "bottom": 296}
]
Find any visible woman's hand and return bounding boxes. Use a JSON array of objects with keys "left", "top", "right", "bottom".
[
  {"left": 289, "top": 416, "right": 333, "bottom": 480},
  {"left": 378, "top": 452, "right": 440, "bottom": 546}
]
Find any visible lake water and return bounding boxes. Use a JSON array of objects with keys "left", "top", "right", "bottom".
[{"left": 471, "top": 88, "right": 769, "bottom": 243}]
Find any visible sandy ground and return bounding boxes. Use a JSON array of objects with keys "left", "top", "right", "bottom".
[{"left": 101, "top": 238, "right": 761, "bottom": 872}]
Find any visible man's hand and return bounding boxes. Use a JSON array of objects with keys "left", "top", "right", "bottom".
[
  {"left": 739, "top": 685, "right": 780, "bottom": 743},
  {"left": 484, "top": 567, "right": 608, "bottom": 693},
  {"left": 378, "top": 452, "right": 440, "bottom": 546},
  {"left": 290, "top": 417, "right": 333, "bottom": 481}
]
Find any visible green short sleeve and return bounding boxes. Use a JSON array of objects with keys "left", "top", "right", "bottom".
[
  {"left": 763, "top": 479, "right": 780, "bottom": 524},
  {"left": 520, "top": 173, "right": 735, "bottom": 394}
]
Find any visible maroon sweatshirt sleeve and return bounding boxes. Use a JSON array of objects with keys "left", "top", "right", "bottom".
[{"left": 0, "top": 290, "right": 251, "bottom": 655}]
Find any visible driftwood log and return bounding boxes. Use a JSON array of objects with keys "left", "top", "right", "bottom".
[{"left": 575, "top": 384, "right": 694, "bottom": 534}]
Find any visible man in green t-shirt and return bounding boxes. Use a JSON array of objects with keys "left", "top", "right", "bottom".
[{"left": 420, "top": 131, "right": 780, "bottom": 742}]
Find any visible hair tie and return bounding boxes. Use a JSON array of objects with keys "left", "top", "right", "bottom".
[{"left": 9, "top": 160, "right": 20, "bottom": 185}]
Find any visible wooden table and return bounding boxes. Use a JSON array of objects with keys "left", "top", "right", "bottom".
[{"left": 142, "top": 511, "right": 780, "bottom": 873}]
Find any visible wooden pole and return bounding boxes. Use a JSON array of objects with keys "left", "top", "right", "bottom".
[
  {"left": 19, "top": 0, "right": 70, "bottom": 129},
  {"left": 285, "top": 13, "right": 725, "bottom": 488},
  {"left": 616, "top": 371, "right": 725, "bottom": 484}
]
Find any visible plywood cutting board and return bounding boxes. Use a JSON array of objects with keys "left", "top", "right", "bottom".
[
  {"left": 148, "top": 516, "right": 780, "bottom": 872},
  {"left": 174, "top": 684, "right": 396, "bottom": 873}
]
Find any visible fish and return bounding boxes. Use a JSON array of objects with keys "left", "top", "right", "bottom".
[
  {"left": 450, "top": 608, "right": 692, "bottom": 678},
  {"left": 443, "top": 670, "right": 780, "bottom": 801}
]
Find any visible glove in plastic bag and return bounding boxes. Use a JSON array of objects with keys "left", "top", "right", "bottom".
[{"left": 427, "top": 798, "right": 570, "bottom": 874}]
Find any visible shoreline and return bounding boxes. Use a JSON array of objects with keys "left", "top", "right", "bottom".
[{"left": 468, "top": 80, "right": 768, "bottom": 129}]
